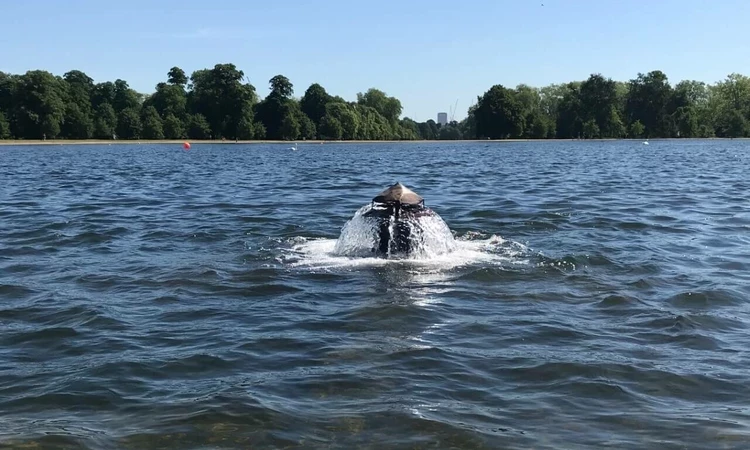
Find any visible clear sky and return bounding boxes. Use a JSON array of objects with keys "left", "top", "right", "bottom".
[{"left": 2, "top": 0, "right": 749, "bottom": 121}]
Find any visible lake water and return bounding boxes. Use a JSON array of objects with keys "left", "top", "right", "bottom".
[{"left": 1, "top": 140, "right": 749, "bottom": 449}]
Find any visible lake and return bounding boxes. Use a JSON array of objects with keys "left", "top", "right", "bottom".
[{"left": 1, "top": 140, "right": 749, "bottom": 449}]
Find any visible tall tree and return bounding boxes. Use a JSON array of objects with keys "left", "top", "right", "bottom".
[
  {"left": 187, "top": 113, "right": 211, "bottom": 139},
  {"left": 14, "top": 70, "right": 68, "bottom": 138},
  {"left": 93, "top": 103, "right": 117, "bottom": 139},
  {"left": 356, "top": 88, "right": 402, "bottom": 124},
  {"left": 141, "top": 105, "right": 164, "bottom": 139},
  {"left": 163, "top": 113, "right": 185, "bottom": 139},
  {"left": 269, "top": 75, "right": 293, "bottom": 98},
  {"left": 625, "top": 70, "right": 675, "bottom": 137},
  {"left": 145, "top": 82, "right": 187, "bottom": 119},
  {"left": 167, "top": 66, "right": 188, "bottom": 86},
  {"left": 475, "top": 84, "right": 524, "bottom": 139},
  {"left": 711, "top": 74, "right": 750, "bottom": 137},
  {"left": 300, "top": 83, "right": 332, "bottom": 127},
  {"left": 255, "top": 75, "right": 299, "bottom": 140},
  {"left": 189, "top": 63, "right": 258, "bottom": 139},
  {"left": 579, "top": 74, "right": 623, "bottom": 138},
  {"left": 116, "top": 107, "right": 142, "bottom": 139},
  {"left": 113, "top": 79, "right": 141, "bottom": 113},
  {"left": 61, "top": 70, "right": 95, "bottom": 138},
  {"left": 0, "top": 111, "right": 10, "bottom": 139},
  {"left": 91, "top": 81, "right": 116, "bottom": 109}
]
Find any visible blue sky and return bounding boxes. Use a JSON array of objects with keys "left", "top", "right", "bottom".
[{"left": 2, "top": 0, "right": 749, "bottom": 121}]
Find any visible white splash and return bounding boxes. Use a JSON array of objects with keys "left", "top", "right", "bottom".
[
  {"left": 331, "top": 204, "right": 458, "bottom": 259},
  {"left": 285, "top": 233, "right": 529, "bottom": 272}
]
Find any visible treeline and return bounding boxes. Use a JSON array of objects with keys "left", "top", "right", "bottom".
[
  {"left": 472, "top": 71, "right": 750, "bottom": 139},
  {"left": 1, "top": 65, "right": 749, "bottom": 141},
  {"left": 0, "top": 64, "right": 457, "bottom": 141}
]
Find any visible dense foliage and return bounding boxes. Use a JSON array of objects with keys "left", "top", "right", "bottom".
[{"left": 1, "top": 65, "right": 749, "bottom": 140}]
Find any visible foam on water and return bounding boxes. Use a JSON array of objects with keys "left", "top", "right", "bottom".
[
  {"left": 285, "top": 233, "right": 530, "bottom": 272},
  {"left": 331, "top": 204, "right": 458, "bottom": 259}
]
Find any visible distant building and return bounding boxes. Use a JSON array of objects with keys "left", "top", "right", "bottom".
[{"left": 437, "top": 112, "right": 448, "bottom": 126}]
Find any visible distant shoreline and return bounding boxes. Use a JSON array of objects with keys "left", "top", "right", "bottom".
[{"left": 1, "top": 138, "right": 746, "bottom": 146}]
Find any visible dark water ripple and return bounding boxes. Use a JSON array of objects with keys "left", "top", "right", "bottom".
[{"left": 1, "top": 140, "right": 750, "bottom": 449}]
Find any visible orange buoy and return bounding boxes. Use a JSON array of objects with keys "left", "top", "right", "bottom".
[{"left": 183, "top": 142, "right": 191, "bottom": 150}]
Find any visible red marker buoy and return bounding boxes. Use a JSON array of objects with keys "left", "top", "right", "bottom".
[{"left": 183, "top": 142, "right": 191, "bottom": 150}]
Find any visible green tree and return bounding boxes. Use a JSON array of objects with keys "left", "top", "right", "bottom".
[
  {"left": 672, "top": 80, "right": 710, "bottom": 137},
  {"left": 187, "top": 113, "right": 211, "bottom": 139},
  {"left": 319, "top": 114, "right": 343, "bottom": 140},
  {"left": 280, "top": 113, "right": 300, "bottom": 140},
  {"left": 539, "top": 83, "right": 570, "bottom": 134},
  {"left": 528, "top": 112, "right": 549, "bottom": 139},
  {"left": 460, "top": 106, "right": 478, "bottom": 139},
  {"left": 715, "top": 108, "right": 748, "bottom": 137},
  {"left": 298, "top": 113, "right": 317, "bottom": 140},
  {"left": 0, "top": 72, "right": 18, "bottom": 135},
  {"left": 582, "top": 119, "right": 600, "bottom": 138},
  {"left": 606, "top": 106, "right": 626, "bottom": 138},
  {"left": 354, "top": 104, "right": 392, "bottom": 140},
  {"left": 710, "top": 73, "right": 750, "bottom": 137},
  {"left": 325, "top": 102, "right": 360, "bottom": 139},
  {"left": 673, "top": 106, "right": 698, "bottom": 137},
  {"left": 418, "top": 121, "right": 435, "bottom": 139},
  {"left": 15, "top": 70, "right": 67, "bottom": 138},
  {"left": 300, "top": 83, "right": 332, "bottom": 126},
  {"left": 116, "top": 107, "right": 142, "bottom": 139},
  {"left": 62, "top": 70, "right": 94, "bottom": 139},
  {"left": 93, "top": 103, "right": 117, "bottom": 139},
  {"left": 236, "top": 113, "right": 256, "bottom": 140},
  {"left": 113, "top": 79, "right": 141, "bottom": 113},
  {"left": 515, "top": 84, "right": 544, "bottom": 138},
  {"left": 0, "top": 111, "right": 10, "bottom": 138},
  {"left": 475, "top": 84, "right": 525, "bottom": 139},
  {"left": 269, "top": 75, "right": 293, "bottom": 98},
  {"left": 189, "top": 63, "right": 257, "bottom": 138},
  {"left": 254, "top": 122, "right": 266, "bottom": 139},
  {"left": 629, "top": 120, "right": 645, "bottom": 138},
  {"left": 556, "top": 84, "right": 583, "bottom": 138},
  {"left": 579, "top": 74, "right": 622, "bottom": 137},
  {"left": 141, "top": 105, "right": 164, "bottom": 139},
  {"left": 91, "top": 81, "right": 116, "bottom": 109},
  {"left": 145, "top": 82, "right": 187, "bottom": 119},
  {"left": 0, "top": 72, "right": 17, "bottom": 112},
  {"left": 356, "top": 88, "right": 402, "bottom": 124},
  {"left": 167, "top": 66, "right": 188, "bottom": 86},
  {"left": 400, "top": 118, "right": 421, "bottom": 140},
  {"left": 163, "top": 113, "right": 185, "bottom": 139},
  {"left": 626, "top": 70, "right": 675, "bottom": 137},
  {"left": 253, "top": 75, "right": 298, "bottom": 140},
  {"left": 439, "top": 123, "right": 463, "bottom": 140},
  {"left": 62, "top": 103, "right": 94, "bottom": 139}
]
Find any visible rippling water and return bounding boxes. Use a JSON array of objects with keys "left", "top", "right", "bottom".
[{"left": 2, "top": 140, "right": 750, "bottom": 449}]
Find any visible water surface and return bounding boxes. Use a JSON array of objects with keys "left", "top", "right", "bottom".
[{"left": 1, "top": 140, "right": 749, "bottom": 449}]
